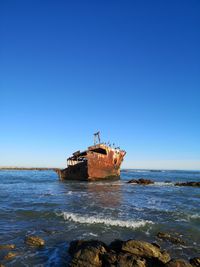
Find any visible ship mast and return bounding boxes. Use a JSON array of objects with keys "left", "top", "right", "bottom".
[{"left": 94, "top": 131, "right": 101, "bottom": 145}]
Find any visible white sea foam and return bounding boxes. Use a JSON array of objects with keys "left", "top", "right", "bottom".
[
  {"left": 61, "top": 212, "right": 153, "bottom": 229},
  {"left": 133, "top": 170, "right": 150, "bottom": 173},
  {"left": 82, "top": 232, "right": 98, "bottom": 237},
  {"left": 189, "top": 214, "right": 200, "bottom": 220},
  {"left": 176, "top": 213, "right": 200, "bottom": 222},
  {"left": 154, "top": 182, "right": 174, "bottom": 186}
]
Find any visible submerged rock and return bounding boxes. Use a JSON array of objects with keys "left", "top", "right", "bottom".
[
  {"left": 190, "top": 257, "right": 200, "bottom": 267},
  {"left": 175, "top": 182, "right": 200, "bottom": 187},
  {"left": 4, "top": 252, "right": 18, "bottom": 260},
  {"left": 0, "top": 244, "right": 15, "bottom": 250},
  {"left": 25, "top": 235, "right": 45, "bottom": 247},
  {"left": 127, "top": 179, "right": 154, "bottom": 185},
  {"left": 157, "top": 232, "right": 185, "bottom": 245},
  {"left": 165, "top": 259, "right": 193, "bottom": 267}
]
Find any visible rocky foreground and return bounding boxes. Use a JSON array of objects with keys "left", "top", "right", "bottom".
[
  {"left": 68, "top": 239, "right": 200, "bottom": 267},
  {"left": 0, "top": 234, "right": 200, "bottom": 266}
]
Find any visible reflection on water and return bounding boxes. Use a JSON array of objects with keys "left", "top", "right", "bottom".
[{"left": 86, "top": 182, "right": 122, "bottom": 208}]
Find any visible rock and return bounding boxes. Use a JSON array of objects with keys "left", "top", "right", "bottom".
[
  {"left": 175, "top": 182, "right": 200, "bottom": 187},
  {"left": 69, "top": 240, "right": 108, "bottom": 256},
  {"left": 121, "top": 240, "right": 170, "bottom": 264},
  {"left": 69, "top": 240, "right": 107, "bottom": 267},
  {"left": 157, "top": 232, "right": 185, "bottom": 245},
  {"left": 25, "top": 236, "right": 45, "bottom": 247},
  {"left": 190, "top": 257, "right": 200, "bottom": 267},
  {"left": 0, "top": 244, "right": 16, "bottom": 250},
  {"left": 4, "top": 252, "right": 18, "bottom": 260},
  {"left": 165, "top": 259, "right": 193, "bottom": 267},
  {"left": 102, "top": 251, "right": 147, "bottom": 267},
  {"left": 127, "top": 179, "right": 154, "bottom": 185},
  {"left": 109, "top": 239, "right": 123, "bottom": 253},
  {"left": 117, "top": 253, "right": 146, "bottom": 267},
  {"left": 0, "top": 264, "right": 5, "bottom": 267},
  {"left": 102, "top": 250, "right": 117, "bottom": 266},
  {"left": 151, "top": 242, "right": 161, "bottom": 249}
]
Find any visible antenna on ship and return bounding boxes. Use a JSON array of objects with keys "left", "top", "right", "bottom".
[{"left": 94, "top": 131, "right": 101, "bottom": 145}]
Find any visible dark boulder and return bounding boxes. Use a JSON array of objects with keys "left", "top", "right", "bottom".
[
  {"left": 175, "top": 182, "right": 200, "bottom": 187},
  {"left": 102, "top": 250, "right": 117, "bottom": 266},
  {"left": 190, "top": 257, "right": 200, "bottom": 267},
  {"left": 121, "top": 240, "right": 170, "bottom": 264},
  {"left": 109, "top": 239, "right": 123, "bottom": 253},
  {"left": 69, "top": 240, "right": 107, "bottom": 267},
  {"left": 117, "top": 252, "right": 146, "bottom": 267},
  {"left": 102, "top": 251, "right": 147, "bottom": 267},
  {"left": 127, "top": 179, "right": 154, "bottom": 185},
  {"left": 69, "top": 240, "right": 108, "bottom": 256},
  {"left": 165, "top": 259, "right": 193, "bottom": 267}
]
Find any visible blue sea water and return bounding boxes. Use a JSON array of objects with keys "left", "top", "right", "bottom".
[{"left": 0, "top": 169, "right": 199, "bottom": 266}]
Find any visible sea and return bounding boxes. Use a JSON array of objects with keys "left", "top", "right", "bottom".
[{"left": 0, "top": 169, "right": 199, "bottom": 266}]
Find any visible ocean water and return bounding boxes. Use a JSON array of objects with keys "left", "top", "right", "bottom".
[{"left": 0, "top": 169, "right": 199, "bottom": 266}]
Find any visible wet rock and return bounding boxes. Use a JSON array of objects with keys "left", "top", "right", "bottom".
[
  {"left": 69, "top": 240, "right": 107, "bottom": 267},
  {"left": 0, "top": 244, "right": 16, "bottom": 250},
  {"left": 69, "top": 240, "right": 108, "bottom": 256},
  {"left": 127, "top": 179, "right": 154, "bottom": 185},
  {"left": 121, "top": 240, "right": 170, "bottom": 264},
  {"left": 165, "top": 259, "right": 193, "bottom": 267},
  {"left": 4, "top": 252, "right": 18, "bottom": 260},
  {"left": 109, "top": 239, "right": 123, "bottom": 253},
  {"left": 117, "top": 253, "right": 146, "bottom": 267},
  {"left": 151, "top": 242, "right": 161, "bottom": 249},
  {"left": 157, "top": 232, "right": 185, "bottom": 245},
  {"left": 175, "top": 182, "right": 200, "bottom": 187},
  {"left": 190, "top": 257, "right": 200, "bottom": 267},
  {"left": 102, "top": 250, "right": 117, "bottom": 266},
  {"left": 0, "top": 264, "right": 5, "bottom": 267},
  {"left": 102, "top": 251, "right": 147, "bottom": 267},
  {"left": 25, "top": 235, "right": 45, "bottom": 247}
]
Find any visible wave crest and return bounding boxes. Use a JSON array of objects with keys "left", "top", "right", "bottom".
[{"left": 61, "top": 212, "right": 153, "bottom": 229}]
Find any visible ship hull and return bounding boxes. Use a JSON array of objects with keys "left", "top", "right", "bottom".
[
  {"left": 58, "top": 162, "right": 120, "bottom": 181},
  {"left": 58, "top": 144, "right": 126, "bottom": 181},
  {"left": 58, "top": 147, "right": 125, "bottom": 181}
]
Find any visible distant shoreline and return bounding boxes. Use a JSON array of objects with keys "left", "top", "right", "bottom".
[
  {"left": 0, "top": 167, "right": 60, "bottom": 171},
  {"left": 0, "top": 167, "right": 199, "bottom": 172}
]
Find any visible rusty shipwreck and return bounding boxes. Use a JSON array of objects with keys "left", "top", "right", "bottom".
[{"left": 58, "top": 132, "right": 126, "bottom": 181}]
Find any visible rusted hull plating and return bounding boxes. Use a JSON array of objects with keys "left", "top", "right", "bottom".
[{"left": 58, "top": 145, "right": 126, "bottom": 181}]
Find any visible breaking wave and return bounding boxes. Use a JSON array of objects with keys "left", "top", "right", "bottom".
[
  {"left": 188, "top": 214, "right": 200, "bottom": 220},
  {"left": 154, "top": 182, "right": 174, "bottom": 186},
  {"left": 61, "top": 212, "right": 154, "bottom": 229}
]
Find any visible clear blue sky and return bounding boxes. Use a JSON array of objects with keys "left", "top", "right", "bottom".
[{"left": 0, "top": 0, "right": 200, "bottom": 169}]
